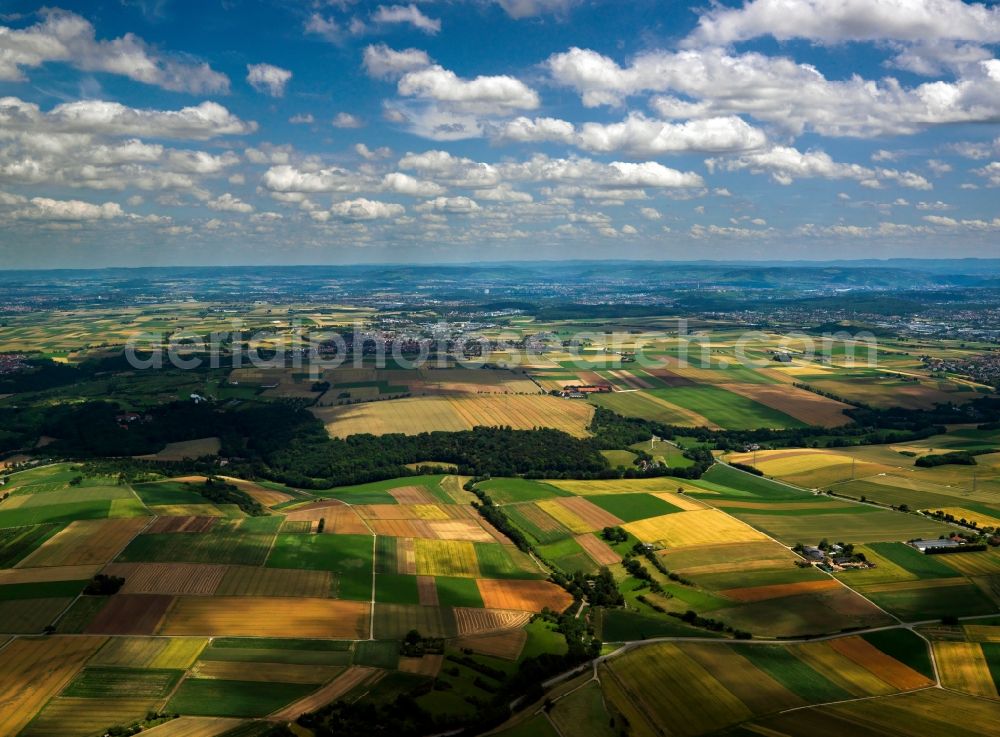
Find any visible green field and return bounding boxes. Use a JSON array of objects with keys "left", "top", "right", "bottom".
[
  {"left": 473, "top": 542, "right": 544, "bottom": 579},
  {"left": 866, "top": 542, "right": 963, "bottom": 579},
  {"left": 700, "top": 464, "right": 811, "bottom": 499},
  {"left": 375, "top": 536, "right": 398, "bottom": 574},
  {"left": 167, "top": 678, "right": 317, "bottom": 717},
  {"left": 589, "top": 391, "right": 698, "bottom": 426},
  {"left": 478, "top": 478, "right": 570, "bottom": 504},
  {"left": 353, "top": 640, "right": 401, "bottom": 669},
  {"left": 538, "top": 537, "right": 600, "bottom": 575},
  {"left": 309, "top": 475, "right": 452, "bottom": 504},
  {"left": 863, "top": 582, "right": 998, "bottom": 621},
  {"left": 587, "top": 493, "right": 682, "bottom": 522},
  {"left": 650, "top": 386, "right": 806, "bottom": 430},
  {"left": 505, "top": 504, "right": 570, "bottom": 545},
  {"left": 434, "top": 576, "right": 484, "bottom": 607},
  {"left": 0, "top": 524, "right": 62, "bottom": 566},
  {"left": 131, "top": 481, "right": 207, "bottom": 506},
  {"left": 0, "top": 580, "right": 86, "bottom": 600},
  {"left": 734, "top": 509, "right": 954, "bottom": 545},
  {"left": 598, "top": 609, "right": 717, "bottom": 642},
  {"left": 118, "top": 524, "right": 276, "bottom": 566},
  {"left": 265, "top": 533, "right": 373, "bottom": 600},
  {"left": 739, "top": 645, "right": 852, "bottom": 702},
  {"left": 63, "top": 666, "right": 182, "bottom": 698},
  {"left": 375, "top": 573, "right": 420, "bottom": 605},
  {"left": 861, "top": 628, "right": 935, "bottom": 679}
]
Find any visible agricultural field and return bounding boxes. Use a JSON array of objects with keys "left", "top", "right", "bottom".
[
  {"left": 313, "top": 394, "right": 594, "bottom": 438},
  {"left": 7, "top": 302, "right": 1000, "bottom": 735},
  {"left": 740, "top": 687, "right": 1000, "bottom": 736},
  {"left": 594, "top": 634, "right": 934, "bottom": 737}
]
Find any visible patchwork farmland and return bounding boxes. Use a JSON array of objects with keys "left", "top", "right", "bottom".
[{"left": 4, "top": 315, "right": 1000, "bottom": 736}]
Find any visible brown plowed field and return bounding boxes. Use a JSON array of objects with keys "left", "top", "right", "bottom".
[
  {"left": 158, "top": 596, "right": 369, "bottom": 638},
  {"left": 417, "top": 575, "right": 438, "bottom": 606},
  {"left": 453, "top": 630, "right": 527, "bottom": 660},
  {"left": 476, "top": 579, "right": 573, "bottom": 613},
  {"left": 388, "top": 486, "right": 438, "bottom": 504},
  {"left": 103, "top": 563, "right": 226, "bottom": 595},
  {"left": 828, "top": 636, "right": 933, "bottom": 691},
  {"left": 454, "top": 607, "right": 532, "bottom": 635},
  {"left": 720, "top": 579, "right": 841, "bottom": 603},
  {"left": 398, "top": 655, "right": 443, "bottom": 676},
  {"left": 0, "top": 636, "right": 107, "bottom": 736},
  {"left": 215, "top": 566, "right": 333, "bottom": 598},
  {"left": 268, "top": 667, "right": 382, "bottom": 720},
  {"left": 18, "top": 518, "right": 148, "bottom": 567},
  {"left": 574, "top": 534, "right": 621, "bottom": 566},
  {"left": 85, "top": 594, "right": 175, "bottom": 635},
  {"left": 397, "top": 538, "right": 417, "bottom": 575},
  {"left": 146, "top": 516, "right": 219, "bottom": 534}
]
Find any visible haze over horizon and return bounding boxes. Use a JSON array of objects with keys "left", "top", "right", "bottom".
[{"left": 2, "top": 0, "right": 1000, "bottom": 268}]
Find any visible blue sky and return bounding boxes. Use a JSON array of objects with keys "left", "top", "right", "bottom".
[{"left": 1, "top": 0, "right": 999, "bottom": 267}]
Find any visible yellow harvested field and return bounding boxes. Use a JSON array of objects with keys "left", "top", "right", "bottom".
[
  {"left": 575, "top": 533, "right": 622, "bottom": 566},
  {"left": 222, "top": 477, "right": 292, "bottom": 506},
  {"left": 965, "top": 625, "right": 1000, "bottom": 642},
  {"left": 103, "top": 562, "right": 227, "bottom": 595},
  {"left": 0, "top": 636, "right": 107, "bottom": 736},
  {"left": 388, "top": 485, "right": 438, "bottom": 504},
  {"left": 18, "top": 517, "right": 148, "bottom": 567},
  {"left": 454, "top": 630, "right": 527, "bottom": 660},
  {"left": 88, "top": 637, "right": 208, "bottom": 669},
  {"left": 934, "top": 507, "right": 1000, "bottom": 528},
  {"left": 453, "top": 607, "right": 532, "bottom": 635},
  {"left": 623, "top": 509, "right": 768, "bottom": 547},
  {"left": 148, "top": 504, "right": 228, "bottom": 517},
  {"left": 158, "top": 596, "right": 370, "bottom": 639},
  {"left": 269, "top": 667, "right": 382, "bottom": 721},
  {"left": 357, "top": 504, "right": 451, "bottom": 520},
  {"left": 414, "top": 539, "right": 480, "bottom": 577},
  {"left": 0, "top": 564, "right": 100, "bottom": 584},
  {"left": 788, "top": 642, "right": 897, "bottom": 697},
  {"left": 606, "top": 642, "right": 752, "bottom": 737},
  {"left": 536, "top": 497, "right": 622, "bottom": 533},
  {"left": 934, "top": 642, "right": 1000, "bottom": 698},
  {"left": 427, "top": 519, "right": 495, "bottom": 543},
  {"left": 313, "top": 395, "right": 594, "bottom": 438},
  {"left": 828, "top": 637, "right": 933, "bottom": 691},
  {"left": 651, "top": 492, "right": 707, "bottom": 511},
  {"left": 90, "top": 636, "right": 206, "bottom": 668},
  {"left": 940, "top": 549, "right": 1000, "bottom": 576},
  {"left": 731, "top": 450, "right": 858, "bottom": 476},
  {"left": 191, "top": 660, "right": 343, "bottom": 684},
  {"left": 718, "top": 383, "right": 852, "bottom": 427},
  {"left": 142, "top": 718, "right": 245, "bottom": 737},
  {"left": 215, "top": 565, "right": 333, "bottom": 598}
]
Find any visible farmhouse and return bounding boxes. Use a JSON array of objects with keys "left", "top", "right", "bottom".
[
  {"left": 802, "top": 546, "right": 825, "bottom": 561},
  {"left": 910, "top": 538, "right": 963, "bottom": 553},
  {"left": 559, "top": 384, "right": 613, "bottom": 398}
]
